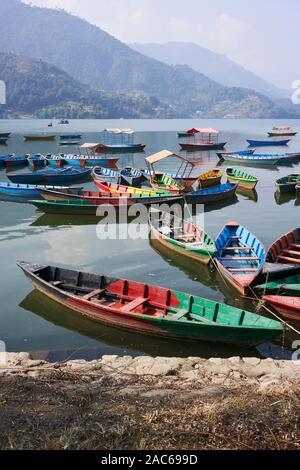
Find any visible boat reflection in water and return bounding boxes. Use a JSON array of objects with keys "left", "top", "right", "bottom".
[
  {"left": 236, "top": 187, "right": 258, "bottom": 203},
  {"left": 19, "top": 289, "right": 263, "bottom": 360},
  {"left": 274, "top": 191, "right": 296, "bottom": 206}
]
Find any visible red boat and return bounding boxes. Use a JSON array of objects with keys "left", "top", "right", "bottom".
[
  {"left": 179, "top": 128, "right": 227, "bottom": 151},
  {"left": 267, "top": 228, "right": 300, "bottom": 265},
  {"left": 263, "top": 296, "right": 300, "bottom": 322}
]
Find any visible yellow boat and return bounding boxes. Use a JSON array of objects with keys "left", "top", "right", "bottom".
[
  {"left": 198, "top": 169, "right": 222, "bottom": 189},
  {"left": 94, "top": 178, "right": 169, "bottom": 195}
]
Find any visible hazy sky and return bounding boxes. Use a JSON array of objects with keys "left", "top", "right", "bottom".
[{"left": 23, "top": 0, "right": 300, "bottom": 89}]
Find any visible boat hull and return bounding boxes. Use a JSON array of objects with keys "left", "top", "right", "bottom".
[
  {"left": 64, "top": 157, "right": 119, "bottom": 168},
  {"left": 185, "top": 183, "right": 237, "bottom": 204},
  {"left": 226, "top": 169, "right": 258, "bottom": 190},
  {"left": 179, "top": 142, "right": 227, "bottom": 151},
  {"left": 8, "top": 169, "right": 91, "bottom": 184},
  {"left": 150, "top": 227, "right": 213, "bottom": 266},
  {"left": 268, "top": 132, "right": 297, "bottom": 137},
  {"left": 95, "top": 144, "right": 145, "bottom": 153},
  {"left": 18, "top": 262, "right": 283, "bottom": 347},
  {"left": 227, "top": 176, "right": 257, "bottom": 190},
  {"left": 263, "top": 296, "right": 300, "bottom": 322},
  {"left": 24, "top": 135, "right": 56, "bottom": 141},
  {"left": 247, "top": 139, "right": 290, "bottom": 147}
]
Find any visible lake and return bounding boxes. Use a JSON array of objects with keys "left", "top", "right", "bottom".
[{"left": 0, "top": 118, "right": 299, "bottom": 361}]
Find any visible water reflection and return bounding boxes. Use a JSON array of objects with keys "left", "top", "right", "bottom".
[
  {"left": 236, "top": 187, "right": 258, "bottom": 202},
  {"left": 274, "top": 191, "right": 296, "bottom": 206}
]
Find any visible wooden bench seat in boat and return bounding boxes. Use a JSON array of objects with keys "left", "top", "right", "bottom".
[
  {"left": 290, "top": 244, "right": 300, "bottom": 250},
  {"left": 277, "top": 255, "right": 300, "bottom": 265},
  {"left": 120, "top": 297, "right": 150, "bottom": 312},
  {"left": 176, "top": 234, "right": 195, "bottom": 241},
  {"left": 172, "top": 309, "right": 188, "bottom": 319},
  {"left": 282, "top": 250, "right": 300, "bottom": 258},
  {"left": 83, "top": 289, "right": 105, "bottom": 301}
]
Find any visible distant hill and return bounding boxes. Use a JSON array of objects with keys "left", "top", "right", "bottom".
[
  {"left": 130, "top": 42, "right": 287, "bottom": 99},
  {"left": 0, "top": 0, "right": 296, "bottom": 118},
  {"left": 0, "top": 52, "right": 171, "bottom": 118}
]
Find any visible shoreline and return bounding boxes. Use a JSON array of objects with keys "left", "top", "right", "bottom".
[{"left": 0, "top": 353, "right": 299, "bottom": 450}]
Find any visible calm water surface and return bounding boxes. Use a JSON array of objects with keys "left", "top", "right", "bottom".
[{"left": 0, "top": 119, "right": 299, "bottom": 361}]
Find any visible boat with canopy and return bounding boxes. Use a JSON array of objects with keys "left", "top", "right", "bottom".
[{"left": 179, "top": 128, "right": 227, "bottom": 151}]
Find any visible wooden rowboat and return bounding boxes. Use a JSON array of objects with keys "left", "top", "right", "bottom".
[
  {"left": 179, "top": 142, "right": 227, "bottom": 151},
  {"left": 247, "top": 139, "right": 290, "bottom": 147},
  {"left": 151, "top": 173, "right": 183, "bottom": 194},
  {"left": 275, "top": 175, "right": 300, "bottom": 193},
  {"left": 268, "top": 126, "right": 297, "bottom": 137},
  {"left": 217, "top": 153, "right": 280, "bottom": 165},
  {"left": 8, "top": 168, "right": 91, "bottom": 185},
  {"left": 226, "top": 168, "right": 258, "bottom": 190},
  {"left": 119, "top": 167, "right": 144, "bottom": 187},
  {"left": 23, "top": 134, "right": 56, "bottom": 141},
  {"left": 263, "top": 296, "right": 300, "bottom": 322},
  {"left": 93, "top": 178, "right": 169, "bottom": 195},
  {"left": 0, "top": 155, "right": 28, "bottom": 167},
  {"left": 38, "top": 187, "right": 183, "bottom": 205},
  {"left": 149, "top": 210, "right": 216, "bottom": 265},
  {"left": 215, "top": 221, "right": 266, "bottom": 296},
  {"left": 255, "top": 272, "right": 300, "bottom": 297},
  {"left": 0, "top": 182, "right": 72, "bottom": 199},
  {"left": 198, "top": 169, "right": 222, "bottom": 189},
  {"left": 185, "top": 183, "right": 237, "bottom": 204},
  {"left": 27, "top": 154, "right": 47, "bottom": 170},
  {"left": 17, "top": 261, "right": 283, "bottom": 346},
  {"left": 266, "top": 228, "right": 300, "bottom": 266}
]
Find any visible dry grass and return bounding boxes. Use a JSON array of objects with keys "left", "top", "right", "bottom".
[{"left": 0, "top": 373, "right": 299, "bottom": 450}]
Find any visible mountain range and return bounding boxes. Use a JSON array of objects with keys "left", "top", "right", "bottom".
[
  {"left": 0, "top": 52, "right": 170, "bottom": 119},
  {"left": 130, "top": 42, "right": 287, "bottom": 99},
  {"left": 0, "top": 0, "right": 297, "bottom": 119}
]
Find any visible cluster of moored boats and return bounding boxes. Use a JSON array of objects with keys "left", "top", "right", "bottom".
[{"left": 1, "top": 126, "right": 300, "bottom": 349}]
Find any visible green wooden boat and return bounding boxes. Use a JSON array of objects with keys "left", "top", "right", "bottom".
[
  {"left": 255, "top": 272, "right": 300, "bottom": 296},
  {"left": 149, "top": 210, "right": 216, "bottom": 265},
  {"left": 31, "top": 194, "right": 184, "bottom": 215},
  {"left": 275, "top": 174, "right": 300, "bottom": 193},
  {"left": 226, "top": 167, "right": 258, "bottom": 190},
  {"left": 151, "top": 173, "right": 184, "bottom": 193},
  {"left": 18, "top": 261, "right": 284, "bottom": 347}
]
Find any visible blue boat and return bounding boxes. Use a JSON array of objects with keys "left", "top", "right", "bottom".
[
  {"left": 217, "top": 150, "right": 255, "bottom": 158},
  {"left": 7, "top": 167, "right": 92, "bottom": 184},
  {"left": 92, "top": 166, "right": 120, "bottom": 180},
  {"left": 0, "top": 155, "right": 28, "bottom": 167},
  {"left": 185, "top": 183, "right": 237, "bottom": 204},
  {"left": 0, "top": 182, "right": 73, "bottom": 199},
  {"left": 63, "top": 155, "right": 119, "bottom": 168},
  {"left": 27, "top": 154, "right": 47, "bottom": 169},
  {"left": 247, "top": 139, "right": 290, "bottom": 147},
  {"left": 215, "top": 221, "right": 266, "bottom": 296},
  {"left": 119, "top": 167, "right": 144, "bottom": 187},
  {"left": 217, "top": 153, "right": 281, "bottom": 165},
  {"left": 45, "top": 154, "right": 66, "bottom": 168},
  {"left": 60, "top": 135, "right": 82, "bottom": 140}
]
